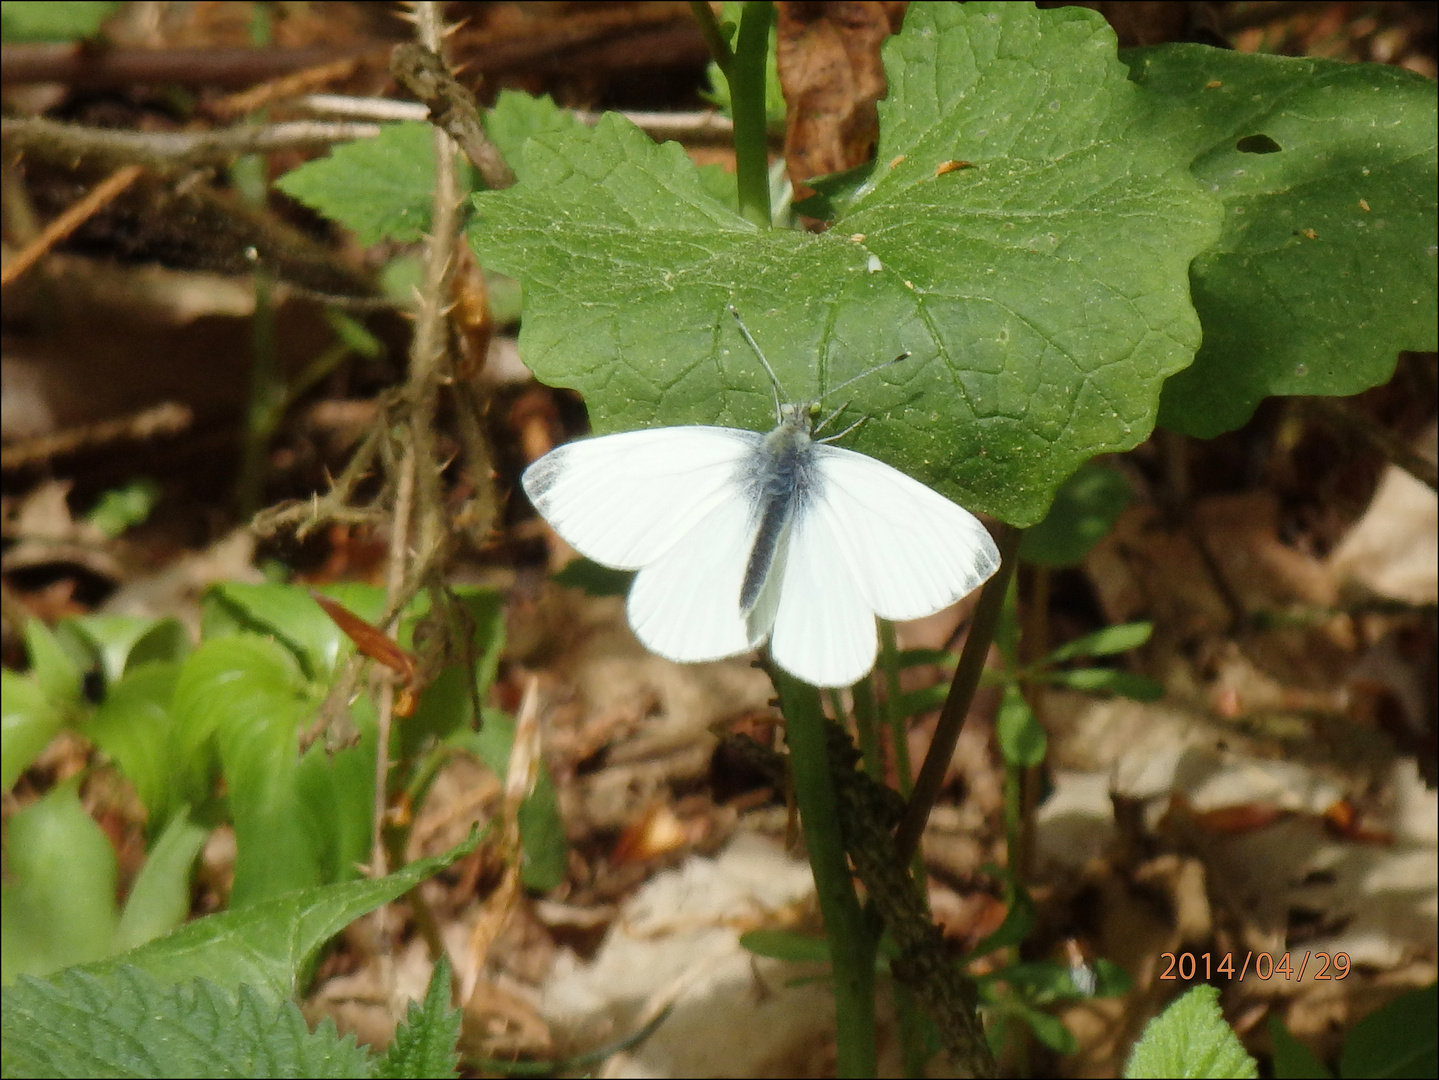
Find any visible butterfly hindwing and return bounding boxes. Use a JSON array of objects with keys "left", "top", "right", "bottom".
[
  {"left": 769, "top": 492, "right": 879, "bottom": 688},
  {"left": 627, "top": 484, "right": 769, "bottom": 663}
]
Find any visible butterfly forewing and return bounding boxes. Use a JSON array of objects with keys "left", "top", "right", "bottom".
[
  {"left": 809, "top": 445, "right": 1000, "bottom": 621},
  {"left": 522, "top": 427, "right": 760, "bottom": 570}
]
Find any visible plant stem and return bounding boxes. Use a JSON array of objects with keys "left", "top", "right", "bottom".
[
  {"left": 688, "top": 0, "right": 734, "bottom": 76},
  {"left": 236, "top": 263, "right": 279, "bottom": 517},
  {"left": 731, "top": 1, "right": 773, "bottom": 228},
  {"left": 776, "top": 671, "right": 877, "bottom": 1078},
  {"left": 895, "top": 526, "right": 1021, "bottom": 864}
]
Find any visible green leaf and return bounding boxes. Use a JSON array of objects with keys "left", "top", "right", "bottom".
[
  {"left": 84, "top": 662, "right": 186, "bottom": 827},
  {"left": 325, "top": 309, "right": 384, "bottom": 359},
  {"left": 1047, "top": 667, "right": 1165, "bottom": 701},
  {"left": 1046, "top": 621, "right": 1152, "bottom": 663},
  {"left": 551, "top": 557, "right": 635, "bottom": 598},
  {"left": 1339, "top": 983, "right": 1437, "bottom": 1080},
  {"left": 739, "top": 929, "right": 832, "bottom": 964},
  {"left": 484, "top": 89, "right": 586, "bottom": 183},
  {"left": 275, "top": 122, "right": 454, "bottom": 246},
  {"left": 1, "top": 668, "right": 64, "bottom": 791},
  {"left": 0, "top": 967, "right": 371, "bottom": 1079},
  {"left": 1269, "top": 1014, "right": 1332, "bottom": 1079},
  {"left": 376, "top": 956, "right": 461, "bottom": 1079},
  {"left": 84, "top": 478, "right": 161, "bottom": 538},
  {"left": 172, "top": 634, "right": 326, "bottom": 906},
  {"left": 1015, "top": 1002, "right": 1078, "bottom": 1054},
  {"left": 893, "top": 682, "right": 952, "bottom": 719},
  {"left": 111, "top": 809, "right": 210, "bottom": 954},
  {"left": 996, "top": 685, "right": 1047, "bottom": 767},
  {"left": 77, "top": 833, "right": 480, "bottom": 1001},
  {"left": 0, "top": 0, "right": 117, "bottom": 43},
  {"left": 469, "top": 2, "right": 1220, "bottom": 527},
  {"left": 449, "top": 717, "right": 568, "bottom": 892},
  {"left": 1, "top": 779, "right": 118, "bottom": 983},
  {"left": 204, "top": 582, "right": 383, "bottom": 682},
  {"left": 62, "top": 614, "right": 190, "bottom": 685},
  {"left": 24, "top": 619, "right": 82, "bottom": 713},
  {"left": 967, "top": 885, "right": 1036, "bottom": 957},
  {"left": 1126, "top": 984, "right": 1258, "bottom": 1079},
  {"left": 1125, "top": 45, "right": 1439, "bottom": 437},
  {"left": 1019, "top": 462, "right": 1132, "bottom": 567},
  {"left": 894, "top": 647, "right": 956, "bottom": 670}
]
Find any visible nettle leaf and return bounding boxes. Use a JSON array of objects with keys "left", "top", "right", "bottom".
[
  {"left": 1126, "top": 984, "right": 1258, "bottom": 1079},
  {"left": 0, "top": 967, "right": 370, "bottom": 1079},
  {"left": 471, "top": 2, "right": 1219, "bottom": 525},
  {"left": 276, "top": 121, "right": 453, "bottom": 247},
  {"left": 1127, "top": 45, "right": 1439, "bottom": 437},
  {"left": 376, "top": 958, "right": 461, "bottom": 1079},
  {"left": 73, "top": 834, "right": 479, "bottom": 1001}
]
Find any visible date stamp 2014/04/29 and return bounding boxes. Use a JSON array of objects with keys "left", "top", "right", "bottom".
[{"left": 1160, "top": 952, "right": 1352, "bottom": 982}]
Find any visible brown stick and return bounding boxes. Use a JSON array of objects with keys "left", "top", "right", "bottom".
[{"left": 1, "top": 163, "right": 142, "bottom": 287}]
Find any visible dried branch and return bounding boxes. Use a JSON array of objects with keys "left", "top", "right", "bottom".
[
  {"left": 0, "top": 116, "right": 381, "bottom": 173},
  {"left": 389, "top": 42, "right": 515, "bottom": 189},
  {"left": 1, "top": 163, "right": 143, "bottom": 287}
]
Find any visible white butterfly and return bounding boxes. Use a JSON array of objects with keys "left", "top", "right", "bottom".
[{"left": 522, "top": 309, "right": 1001, "bottom": 688}]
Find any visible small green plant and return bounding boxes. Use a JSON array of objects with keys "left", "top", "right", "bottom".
[{"left": 2, "top": 580, "right": 565, "bottom": 982}]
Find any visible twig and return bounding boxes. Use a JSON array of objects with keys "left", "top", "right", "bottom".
[
  {"left": 389, "top": 42, "right": 514, "bottom": 189},
  {"left": 0, "top": 116, "right": 381, "bottom": 173},
  {"left": 1, "top": 163, "right": 142, "bottom": 287},
  {"left": 0, "top": 42, "right": 382, "bottom": 88},
  {"left": 895, "top": 525, "right": 1021, "bottom": 864},
  {"left": 299, "top": 92, "right": 739, "bottom": 142},
  {"left": 0, "top": 402, "right": 192, "bottom": 471},
  {"left": 208, "top": 55, "right": 365, "bottom": 119}
]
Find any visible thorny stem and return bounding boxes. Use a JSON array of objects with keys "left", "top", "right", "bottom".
[{"left": 895, "top": 525, "right": 1021, "bottom": 864}]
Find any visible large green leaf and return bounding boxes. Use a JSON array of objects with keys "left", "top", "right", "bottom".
[
  {"left": 1128, "top": 45, "right": 1438, "bottom": 437},
  {"left": 1, "top": 968, "right": 371, "bottom": 1079},
  {"left": 470, "top": 3, "right": 1218, "bottom": 526},
  {"left": 72, "top": 834, "right": 478, "bottom": 1000}
]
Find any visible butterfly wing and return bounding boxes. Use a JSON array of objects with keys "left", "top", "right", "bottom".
[
  {"left": 523, "top": 425, "right": 766, "bottom": 664},
  {"left": 522, "top": 426, "right": 760, "bottom": 569},
  {"left": 808, "top": 444, "right": 1001, "bottom": 622},
  {"left": 768, "top": 498, "right": 878, "bottom": 687},
  {"left": 626, "top": 485, "right": 771, "bottom": 663}
]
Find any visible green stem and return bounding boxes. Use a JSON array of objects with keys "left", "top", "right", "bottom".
[
  {"left": 688, "top": 0, "right": 734, "bottom": 76},
  {"left": 776, "top": 671, "right": 877, "bottom": 1078},
  {"left": 731, "top": 1, "right": 774, "bottom": 228},
  {"left": 236, "top": 264, "right": 279, "bottom": 517},
  {"left": 894, "top": 526, "right": 1022, "bottom": 863}
]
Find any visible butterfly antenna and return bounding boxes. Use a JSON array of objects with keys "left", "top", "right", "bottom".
[
  {"left": 729, "top": 305, "right": 787, "bottom": 420},
  {"left": 822, "top": 350, "right": 912, "bottom": 401}
]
